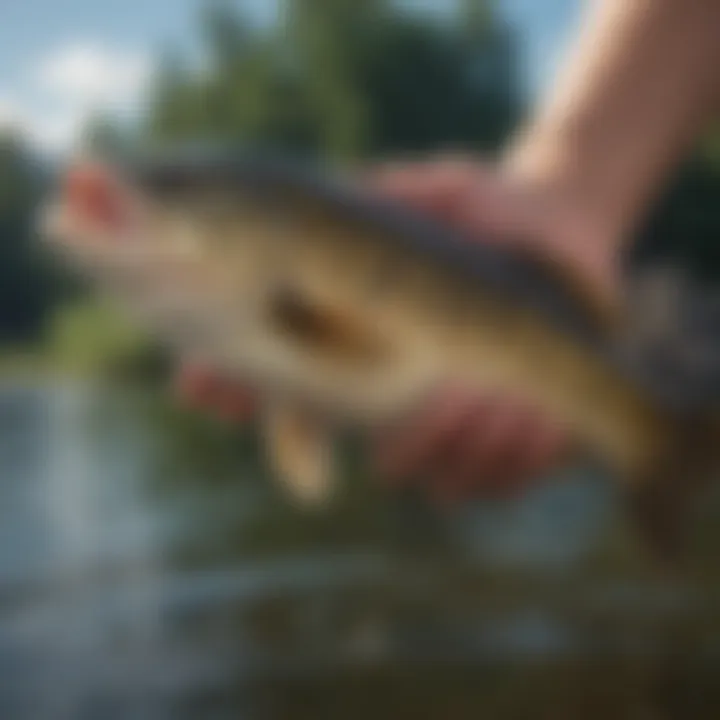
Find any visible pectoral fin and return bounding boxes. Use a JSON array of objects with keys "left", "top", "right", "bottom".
[{"left": 263, "top": 401, "right": 336, "bottom": 505}]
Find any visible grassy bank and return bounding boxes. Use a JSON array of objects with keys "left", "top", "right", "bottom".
[{"left": 0, "top": 298, "right": 169, "bottom": 381}]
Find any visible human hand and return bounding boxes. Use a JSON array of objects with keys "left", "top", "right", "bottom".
[
  {"left": 174, "top": 156, "right": 621, "bottom": 502},
  {"left": 367, "top": 157, "right": 620, "bottom": 503}
]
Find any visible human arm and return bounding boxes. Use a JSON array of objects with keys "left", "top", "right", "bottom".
[{"left": 180, "top": 0, "right": 720, "bottom": 501}]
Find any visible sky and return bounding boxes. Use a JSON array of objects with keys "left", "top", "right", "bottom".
[{"left": 0, "top": 0, "right": 583, "bottom": 155}]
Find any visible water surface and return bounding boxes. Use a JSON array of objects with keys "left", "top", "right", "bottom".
[{"left": 0, "top": 380, "right": 717, "bottom": 719}]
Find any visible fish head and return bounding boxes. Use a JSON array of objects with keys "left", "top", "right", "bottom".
[{"left": 39, "top": 155, "right": 272, "bottom": 377}]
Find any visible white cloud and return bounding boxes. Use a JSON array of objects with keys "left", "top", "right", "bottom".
[
  {"left": 0, "top": 41, "right": 153, "bottom": 155},
  {"left": 30, "top": 110, "right": 83, "bottom": 154},
  {"left": 0, "top": 98, "right": 22, "bottom": 126},
  {"left": 37, "top": 42, "right": 152, "bottom": 111}
]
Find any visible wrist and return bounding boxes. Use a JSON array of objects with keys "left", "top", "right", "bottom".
[
  {"left": 501, "top": 128, "right": 629, "bottom": 252},
  {"left": 496, "top": 140, "right": 626, "bottom": 308}
]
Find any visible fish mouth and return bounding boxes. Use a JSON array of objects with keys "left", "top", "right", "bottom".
[{"left": 40, "top": 158, "right": 141, "bottom": 250}]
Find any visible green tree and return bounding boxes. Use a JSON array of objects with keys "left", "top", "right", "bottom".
[
  {"left": 632, "top": 151, "right": 720, "bottom": 279},
  {"left": 80, "top": 112, "right": 131, "bottom": 160},
  {"left": 146, "top": 48, "right": 212, "bottom": 143},
  {"left": 144, "top": 0, "right": 523, "bottom": 160},
  {"left": 0, "top": 132, "right": 65, "bottom": 343}
]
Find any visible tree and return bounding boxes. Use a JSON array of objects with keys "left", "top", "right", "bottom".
[
  {"left": 80, "top": 112, "right": 131, "bottom": 160},
  {"left": 143, "top": 0, "right": 524, "bottom": 161},
  {"left": 145, "top": 48, "right": 212, "bottom": 143},
  {"left": 0, "top": 132, "right": 66, "bottom": 343},
  {"left": 632, "top": 148, "right": 720, "bottom": 279}
]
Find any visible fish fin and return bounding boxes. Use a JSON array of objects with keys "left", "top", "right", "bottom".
[{"left": 262, "top": 401, "right": 336, "bottom": 506}]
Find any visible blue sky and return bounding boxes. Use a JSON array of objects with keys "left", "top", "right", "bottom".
[{"left": 0, "top": 0, "right": 582, "bottom": 154}]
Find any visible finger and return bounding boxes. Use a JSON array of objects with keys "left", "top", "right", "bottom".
[
  {"left": 453, "top": 178, "right": 523, "bottom": 245},
  {"left": 505, "top": 421, "right": 570, "bottom": 488},
  {"left": 466, "top": 412, "right": 569, "bottom": 501},
  {"left": 372, "top": 388, "right": 478, "bottom": 484},
  {"left": 369, "top": 160, "right": 482, "bottom": 222},
  {"left": 371, "top": 158, "right": 481, "bottom": 197},
  {"left": 212, "top": 383, "right": 257, "bottom": 423},
  {"left": 435, "top": 401, "right": 540, "bottom": 501},
  {"left": 371, "top": 169, "right": 460, "bottom": 219},
  {"left": 173, "top": 362, "right": 220, "bottom": 406},
  {"left": 174, "top": 363, "right": 257, "bottom": 422},
  {"left": 425, "top": 399, "right": 497, "bottom": 506},
  {"left": 370, "top": 160, "right": 536, "bottom": 254}
]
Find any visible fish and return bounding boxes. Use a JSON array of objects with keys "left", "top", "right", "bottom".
[{"left": 39, "top": 148, "right": 720, "bottom": 561}]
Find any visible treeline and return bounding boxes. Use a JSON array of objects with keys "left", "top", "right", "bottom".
[
  {"left": 0, "top": 136, "right": 71, "bottom": 345},
  {"left": 144, "top": 0, "right": 522, "bottom": 160}
]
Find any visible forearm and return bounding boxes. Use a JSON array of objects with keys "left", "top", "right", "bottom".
[{"left": 504, "top": 0, "right": 720, "bottom": 248}]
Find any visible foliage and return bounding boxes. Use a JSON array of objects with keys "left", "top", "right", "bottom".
[
  {"left": 633, "top": 148, "right": 720, "bottom": 278},
  {"left": 144, "top": 0, "right": 523, "bottom": 160},
  {"left": 0, "top": 133, "right": 69, "bottom": 343},
  {"left": 43, "top": 298, "right": 169, "bottom": 378},
  {"left": 80, "top": 112, "right": 133, "bottom": 161}
]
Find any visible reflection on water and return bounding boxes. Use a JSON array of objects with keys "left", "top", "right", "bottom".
[{"left": 0, "top": 380, "right": 719, "bottom": 719}]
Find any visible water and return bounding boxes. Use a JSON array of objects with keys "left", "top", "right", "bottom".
[{"left": 0, "top": 380, "right": 718, "bottom": 719}]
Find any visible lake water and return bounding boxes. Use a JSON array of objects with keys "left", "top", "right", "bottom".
[{"left": 0, "top": 380, "right": 718, "bottom": 719}]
